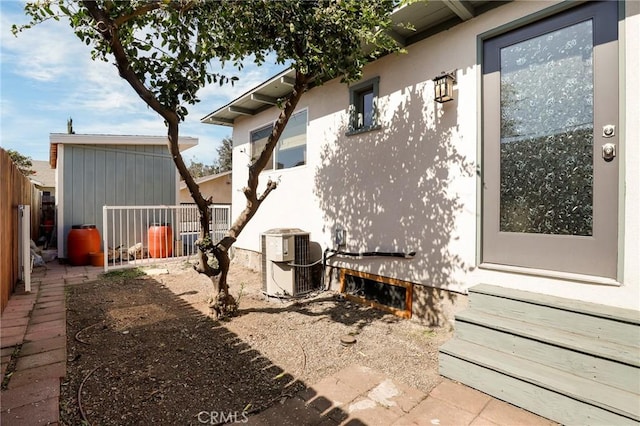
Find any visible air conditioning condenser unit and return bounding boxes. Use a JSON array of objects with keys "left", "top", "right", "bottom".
[{"left": 261, "top": 228, "right": 312, "bottom": 298}]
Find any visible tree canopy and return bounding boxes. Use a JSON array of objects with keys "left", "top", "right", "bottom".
[
  {"left": 184, "top": 137, "right": 232, "bottom": 179},
  {"left": 15, "top": 0, "right": 401, "bottom": 316},
  {"left": 14, "top": 1, "right": 399, "bottom": 121},
  {"left": 185, "top": 158, "right": 218, "bottom": 180},
  {"left": 6, "top": 149, "right": 35, "bottom": 176},
  {"left": 216, "top": 137, "right": 232, "bottom": 173}
]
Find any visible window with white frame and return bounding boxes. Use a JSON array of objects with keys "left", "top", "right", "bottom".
[
  {"left": 347, "top": 77, "right": 380, "bottom": 134},
  {"left": 251, "top": 109, "right": 307, "bottom": 171}
]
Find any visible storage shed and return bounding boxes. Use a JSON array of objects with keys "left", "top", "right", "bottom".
[{"left": 49, "top": 133, "right": 198, "bottom": 261}]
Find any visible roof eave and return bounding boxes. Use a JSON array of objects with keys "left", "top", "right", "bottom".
[{"left": 200, "top": 1, "right": 509, "bottom": 128}]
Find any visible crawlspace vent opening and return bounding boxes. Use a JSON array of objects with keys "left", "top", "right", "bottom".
[{"left": 340, "top": 270, "right": 412, "bottom": 319}]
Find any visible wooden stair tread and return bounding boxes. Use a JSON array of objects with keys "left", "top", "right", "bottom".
[
  {"left": 440, "top": 339, "right": 640, "bottom": 421},
  {"left": 455, "top": 309, "right": 640, "bottom": 367},
  {"left": 471, "top": 284, "right": 640, "bottom": 325}
]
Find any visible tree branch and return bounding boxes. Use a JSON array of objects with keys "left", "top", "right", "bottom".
[
  {"left": 113, "top": 1, "right": 163, "bottom": 27},
  {"left": 257, "top": 179, "right": 278, "bottom": 203},
  {"left": 81, "top": 1, "right": 173, "bottom": 124}
]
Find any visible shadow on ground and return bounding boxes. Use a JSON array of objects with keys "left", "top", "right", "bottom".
[
  {"left": 237, "top": 294, "right": 398, "bottom": 334},
  {"left": 61, "top": 273, "right": 353, "bottom": 425}
]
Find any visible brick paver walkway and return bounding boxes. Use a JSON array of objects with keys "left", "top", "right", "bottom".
[
  {"left": 1, "top": 263, "right": 101, "bottom": 425},
  {"left": 248, "top": 365, "right": 557, "bottom": 425}
]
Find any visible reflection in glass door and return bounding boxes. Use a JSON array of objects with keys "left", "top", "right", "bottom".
[
  {"left": 500, "top": 20, "right": 593, "bottom": 236},
  {"left": 482, "top": 1, "right": 619, "bottom": 278}
]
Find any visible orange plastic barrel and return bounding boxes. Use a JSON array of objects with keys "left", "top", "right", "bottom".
[
  {"left": 89, "top": 252, "right": 104, "bottom": 267},
  {"left": 67, "top": 225, "right": 101, "bottom": 266},
  {"left": 148, "top": 224, "right": 173, "bottom": 258}
]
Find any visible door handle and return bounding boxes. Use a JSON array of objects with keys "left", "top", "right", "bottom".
[{"left": 602, "top": 143, "right": 616, "bottom": 162}]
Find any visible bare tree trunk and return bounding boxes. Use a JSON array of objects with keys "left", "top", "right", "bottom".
[{"left": 166, "top": 121, "right": 237, "bottom": 317}]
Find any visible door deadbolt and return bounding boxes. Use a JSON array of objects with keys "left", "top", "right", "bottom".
[
  {"left": 602, "top": 143, "right": 616, "bottom": 162},
  {"left": 603, "top": 125, "right": 615, "bottom": 138}
]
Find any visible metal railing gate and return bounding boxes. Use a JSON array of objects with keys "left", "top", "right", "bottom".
[{"left": 102, "top": 204, "right": 230, "bottom": 272}]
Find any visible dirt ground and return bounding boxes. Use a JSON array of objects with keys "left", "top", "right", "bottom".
[{"left": 60, "top": 260, "right": 452, "bottom": 425}]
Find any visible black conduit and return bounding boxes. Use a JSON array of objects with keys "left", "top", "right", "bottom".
[{"left": 321, "top": 248, "right": 416, "bottom": 290}]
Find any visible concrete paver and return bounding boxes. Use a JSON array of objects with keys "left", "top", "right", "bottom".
[
  {"left": 311, "top": 374, "right": 366, "bottom": 412},
  {"left": 345, "top": 396, "right": 401, "bottom": 425},
  {"left": 0, "top": 317, "right": 30, "bottom": 328},
  {"left": 6, "top": 362, "right": 66, "bottom": 390},
  {"left": 28, "top": 307, "right": 64, "bottom": 318},
  {"left": 20, "top": 336, "right": 66, "bottom": 357},
  {"left": 394, "top": 395, "right": 478, "bottom": 425},
  {"left": 22, "top": 319, "right": 66, "bottom": 336},
  {"left": 29, "top": 312, "right": 65, "bottom": 325},
  {"left": 15, "top": 348, "right": 66, "bottom": 371},
  {"left": 366, "top": 378, "right": 427, "bottom": 416},
  {"left": 1, "top": 326, "right": 28, "bottom": 339},
  {"left": 0, "top": 377, "right": 60, "bottom": 411},
  {"left": 429, "top": 379, "right": 492, "bottom": 415},
  {"left": 470, "top": 417, "right": 501, "bottom": 426},
  {"left": 0, "top": 394, "right": 59, "bottom": 426},
  {"left": 477, "top": 399, "right": 557, "bottom": 426},
  {"left": 0, "top": 335, "right": 25, "bottom": 350},
  {"left": 250, "top": 365, "right": 557, "bottom": 426},
  {"left": 23, "top": 328, "right": 66, "bottom": 343}
]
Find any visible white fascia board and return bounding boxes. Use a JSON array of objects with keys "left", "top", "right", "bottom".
[{"left": 49, "top": 133, "right": 198, "bottom": 151}]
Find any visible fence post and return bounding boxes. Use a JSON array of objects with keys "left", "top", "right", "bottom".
[
  {"left": 103, "top": 206, "right": 108, "bottom": 273},
  {"left": 18, "top": 205, "right": 31, "bottom": 293}
]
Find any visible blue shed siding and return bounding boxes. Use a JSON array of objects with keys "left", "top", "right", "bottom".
[{"left": 62, "top": 144, "right": 176, "bottom": 256}]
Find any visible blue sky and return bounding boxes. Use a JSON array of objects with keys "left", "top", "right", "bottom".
[{"left": 0, "top": 1, "right": 285, "bottom": 164}]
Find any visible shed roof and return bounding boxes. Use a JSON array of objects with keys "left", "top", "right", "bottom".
[{"left": 201, "top": 0, "right": 507, "bottom": 126}]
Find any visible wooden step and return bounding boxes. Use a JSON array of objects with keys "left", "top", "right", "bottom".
[
  {"left": 454, "top": 316, "right": 640, "bottom": 394},
  {"left": 455, "top": 309, "right": 640, "bottom": 368},
  {"left": 468, "top": 284, "right": 640, "bottom": 347},
  {"left": 440, "top": 339, "right": 640, "bottom": 424},
  {"left": 470, "top": 285, "right": 640, "bottom": 325}
]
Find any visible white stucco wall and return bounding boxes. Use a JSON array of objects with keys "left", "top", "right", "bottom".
[{"left": 229, "top": 0, "right": 639, "bottom": 310}]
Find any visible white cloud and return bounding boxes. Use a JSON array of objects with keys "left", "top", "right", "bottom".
[
  {"left": 1, "top": 6, "right": 84, "bottom": 82},
  {"left": 68, "top": 60, "right": 144, "bottom": 113}
]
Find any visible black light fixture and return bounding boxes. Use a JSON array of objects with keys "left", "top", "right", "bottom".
[{"left": 433, "top": 71, "right": 456, "bottom": 103}]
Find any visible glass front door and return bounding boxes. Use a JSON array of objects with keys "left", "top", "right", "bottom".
[{"left": 482, "top": 1, "right": 619, "bottom": 278}]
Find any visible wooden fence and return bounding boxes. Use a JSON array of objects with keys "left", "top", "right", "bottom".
[{"left": 0, "top": 148, "right": 40, "bottom": 313}]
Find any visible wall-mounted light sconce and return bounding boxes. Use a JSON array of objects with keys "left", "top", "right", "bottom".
[{"left": 433, "top": 71, "right": 456, "bottom": 103}]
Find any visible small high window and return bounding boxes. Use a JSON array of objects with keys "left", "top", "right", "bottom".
[
  {"left": 347, "top": 77, "right": 380, "bottom": 135},
  {"left": 251, "top": 109, "right": 307, "bottom": 171}
]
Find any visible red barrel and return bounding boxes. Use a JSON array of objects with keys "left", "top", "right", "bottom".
[
  {"left": 67, "top": 225, "right": 101, "bottom": 266},
  {"left": 148, "top": 224, "right": 173, "bottom": 258},
  {"left": 89, "top": 252, "right": 104, "bottom": 267}
]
